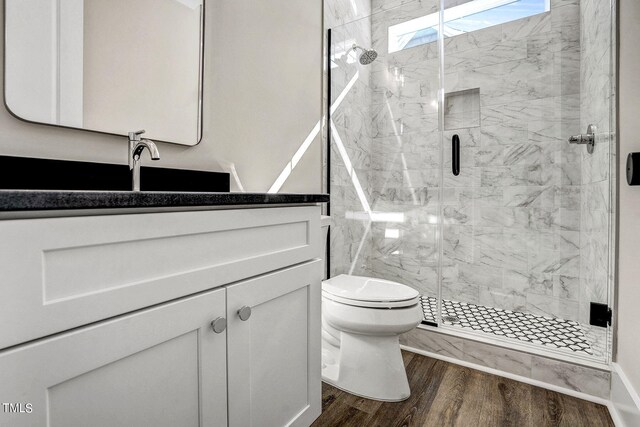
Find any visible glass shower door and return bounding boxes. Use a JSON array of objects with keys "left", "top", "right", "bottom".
[
  {"left": 435, "top": 0, "right": 614, "bottom": 363},
  {"left": 328, "top": 0, "right": 444, "bottom": 319}
]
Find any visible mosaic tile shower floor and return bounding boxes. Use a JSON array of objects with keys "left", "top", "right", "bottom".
[{"left": 420, "top": 296, "right": 605, "bottom": 358}]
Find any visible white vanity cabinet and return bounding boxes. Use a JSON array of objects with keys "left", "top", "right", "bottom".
[
  {"left": 0, "top": 205, "right": 322, "bottom": 427},
  {"left": 0, "top": 287, "right": 229, "bottom": 427}
]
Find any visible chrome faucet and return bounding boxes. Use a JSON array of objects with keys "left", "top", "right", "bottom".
[{"left": 128, "top": 130, "right": 160, "bottom": 191}]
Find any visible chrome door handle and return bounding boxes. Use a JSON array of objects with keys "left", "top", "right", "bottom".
[
  {"left": 210, "top": 317, "right": 227, "bottom": 333},
  {"left": 568, "top": 124, "right": 596, "bottom": 154},
  {"left": 238, "top": 306, "right": 252, "bottom": 321}
]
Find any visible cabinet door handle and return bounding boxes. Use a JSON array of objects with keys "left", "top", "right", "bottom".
[
  {"left": 238, "top": 306, "right": 252, "bottom": 321},
  {"left": 211, "top": 317, "right": 227, "bottom": 333}
]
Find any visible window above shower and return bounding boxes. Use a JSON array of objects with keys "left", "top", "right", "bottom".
[{"left": 388, "top": 0, "right": 550, "bottom": 53}]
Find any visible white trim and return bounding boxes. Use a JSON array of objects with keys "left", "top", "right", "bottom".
[
  {"left": 400, "top": 344, "right": 610, "bottom": 406},
  {"left": 416, "top": 323, "right": 611, "bottom": 371},
  {"left": 608, "top": 363, "right": 640, "bottom": 427},
  {"left": 613, "top": 363, "right": 640, "bottom": 409},
  {"left": 608, "top": 400, "right": 625, "bottom": 427}
]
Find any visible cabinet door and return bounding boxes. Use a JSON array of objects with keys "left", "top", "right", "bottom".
[
  {"left": 0, "top": 288, "right": 227, "bottom": 427},
  {"left": 227, "top": 260, "right": 322, "bottom": 427}
]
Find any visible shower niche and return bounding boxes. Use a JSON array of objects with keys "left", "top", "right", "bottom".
[{"left": 444, "top": 89, "right": 480, "bottom": 130}]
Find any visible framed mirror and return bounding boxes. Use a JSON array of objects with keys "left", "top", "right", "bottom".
[{"left": 4, "top": 0, "right": 205, "bottom": 146}]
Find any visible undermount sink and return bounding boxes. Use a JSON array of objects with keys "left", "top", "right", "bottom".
[{"left": 0, "top": 156, "right": 230, "bottom": 193}]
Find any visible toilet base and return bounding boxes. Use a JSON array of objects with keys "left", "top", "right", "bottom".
[{"left": 321, "top": 331, "right": 411, "bottom": 402}]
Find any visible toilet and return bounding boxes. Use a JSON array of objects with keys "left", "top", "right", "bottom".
[{"left": 320, "top": 216, "right": 422, "bottom": 402}]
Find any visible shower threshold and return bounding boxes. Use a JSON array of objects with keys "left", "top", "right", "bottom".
[{"left": 419, "top": 296, "right": 606, "bottom": 360}]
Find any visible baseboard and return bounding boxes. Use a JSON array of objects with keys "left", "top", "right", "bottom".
[
  {"left": 401, "top": 344, "right": 610, "bottom": 406},
  {"left": 415, "top": 323, "right": 610, "bottom": 371},
  {"left": 609, "top": 363, "right": 640, "bottom": 426},
  {"left": 401, "top": 327, "right": 611, "bottom": 399}
]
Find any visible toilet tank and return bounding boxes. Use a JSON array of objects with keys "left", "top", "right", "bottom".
[{"left": 321, "top": 216, "right": 332, "bottom": 280}]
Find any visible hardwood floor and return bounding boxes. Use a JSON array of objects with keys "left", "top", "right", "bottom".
[{"left": 312, "top": 351, "right": 614, "bottom": 427}]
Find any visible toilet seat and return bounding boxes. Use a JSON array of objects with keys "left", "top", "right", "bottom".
[
  {"left": 322, "top": 291, "right": 419, "bottom": 308},
  {"left": 322, "top": 274, "right": 419, "bottom": 309}
]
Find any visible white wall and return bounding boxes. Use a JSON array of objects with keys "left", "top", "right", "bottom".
[
  {"left": 208, "top": 0, "right": 323, "bottom": 193},
  {"left": 0, "top": 0, "right": 322, "bottom": 193},
  {"left": 58, "top": 0, "right": 84, "bottom": 128},
  {"left": 616, "top": 0, "right": 640, "bottom": 398}
]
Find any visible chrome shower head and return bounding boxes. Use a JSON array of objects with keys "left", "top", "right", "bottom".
[
  {"left": 352, "top": 44, "right": 378, "bottom": 65},
  {"left": 359, "top": 49, "right": 378, "bottom": 65}
]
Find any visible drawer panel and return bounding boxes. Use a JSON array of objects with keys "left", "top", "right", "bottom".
[
  {"left": 0, "top": 205, "right": 320, "bottom": 349},
  {"left": 43, "top": 221, "right": 308, "bottom": 302}
]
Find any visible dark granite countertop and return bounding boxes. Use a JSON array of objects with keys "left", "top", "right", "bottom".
[{"left": 0, "top": 190, "right": 329, "bottom": 215}]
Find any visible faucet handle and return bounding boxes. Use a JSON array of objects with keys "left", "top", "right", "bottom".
[
  {"left": 128, "top": 130, "right": 146, "bottom": 169},
  {"left": 128, "top": 130, "right": 146, "bottom": 141}
]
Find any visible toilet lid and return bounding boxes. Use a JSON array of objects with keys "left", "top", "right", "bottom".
[{"left": 322, "top": 274, "right": 419, "bottom": 304}]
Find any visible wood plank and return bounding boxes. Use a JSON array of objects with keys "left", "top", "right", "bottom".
[
  {"left": 420, "top": 363, "right": 471, "bottom": 426},
  {"left": 451, "top": 369, "right": 485, "bottom": 427},
  {"left": 312, "top": 384, "right": 372, "bottom": 427},
  {"left": 368, "top": 356, "right": 449, "bottom": 427},
  {"left": 319, "top": 382, "right": 344, "bottom": 414},
  {"left": 341, "top": 390, "right": 384, "bottom": 415},
  {"left": 313, "top": 351, "right": 614, "bottom": 427},
  {"left": 482, "top": 372, "right": 534, "bottom": 426},
  {"left": 531, "top": 387, "right": 565, "bottom": 426},
  {"left": 555, "top": 389, "right": 615, "bottom": 427}
]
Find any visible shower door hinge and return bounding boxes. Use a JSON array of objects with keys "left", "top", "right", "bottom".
[{"left": 589, "top": 302, "right": 612, "bottom": 328}]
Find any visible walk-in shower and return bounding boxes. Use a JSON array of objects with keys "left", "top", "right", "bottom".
[{"left": 326, "top": 0, "right": 616, "bottom": 365}]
